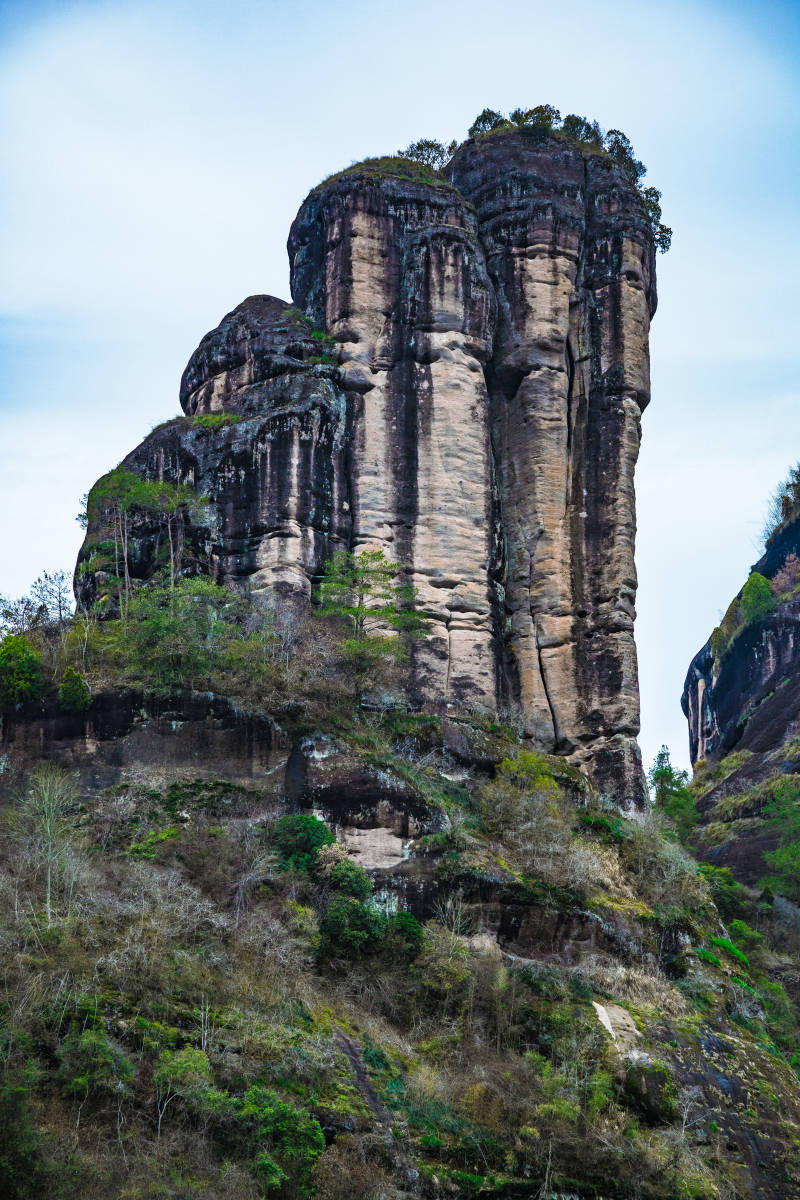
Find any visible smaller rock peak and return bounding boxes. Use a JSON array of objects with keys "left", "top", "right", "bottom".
[{"left": 180, "top": 295, "right": 339, "bottom": 416}]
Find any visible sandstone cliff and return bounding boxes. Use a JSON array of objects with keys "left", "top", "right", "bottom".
[
  {"left": 77, "top": 131, "right": 657, "bottom": 805},
  {"left": 682, "top": 514, "right": 800, "bottom": 881}
]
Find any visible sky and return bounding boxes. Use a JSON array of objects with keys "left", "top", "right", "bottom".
[{"left": 2, "top": 0, "right": 799, "bottom": 774}]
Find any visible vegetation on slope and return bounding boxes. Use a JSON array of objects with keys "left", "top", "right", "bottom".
[{"left": 3, "top": 551, "right": 800, "bottom": 1196}]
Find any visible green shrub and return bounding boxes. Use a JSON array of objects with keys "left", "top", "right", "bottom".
[
  {"left": 695, "top": 948, "right": 721, "bottom": 968},
  {"left": 740, "top": 572, "right": 773, "bottom": 623},
  {"left": 328, "top": 858, "right": 372, "bottom": 899},
  {"left": 0, "top": 634, "right": 43, "bottom": 711},
  {"left": 709, "top": 935, "right": 750, "bottom": 969},
  {"left": 56, "top": 1028, "right": 133, "bottom": 1100},
  {"left": 128, "top": 825, "right": 181, "bottom": 859},
  {"left": 0, "top": 1074, "right": 46, "bottom": 1200},
  {"left": 226, "top": 1084, "right": 325, "bottom": 1196},
  {"left": 57, "top": 666, "right": 91, "bottom": 713},
  {"left": 698, "top": 863, "right": 748, "bottom": 920},
  {"left": 387, "top": 910, "right": 425, "bottom": 958},
  {"left": 319, "top": 896, "right": 387, "bottom": 958},
  {"left": 271, "top": 814, "right": 334, "bottom": 873}
]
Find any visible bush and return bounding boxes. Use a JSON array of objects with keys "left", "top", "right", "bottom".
[
  {"left": 740, "top": 572, "right": 773, "bottom": 624},
  {"left": 387, "top": 910, "right": 425, "bottom": 958},
  {"left": 709, "top": 935, "right": 750, "bottom": 969},
  {"left": 271, "top": 813, "right": 334, "bottom": 873},
  {"left": 319, "top": 896, "right": 387, "bottom": 958},
  {"left": 57, "top": 666, "right": 91, "bottom": 713},
  {"left": 328, "top": 858, "right": 372, "bottom": 900},
  {"left": 56, "top": 1027, "right": 132, "bottom": 1101},
  {"left": 0, "top": 634, "right": 43, "bottom": 711}
]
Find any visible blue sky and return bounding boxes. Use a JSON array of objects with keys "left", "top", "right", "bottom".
[{"left": 2, "top": 0, "right": 799, "bottom": 773}]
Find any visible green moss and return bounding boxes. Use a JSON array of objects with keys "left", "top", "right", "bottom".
[
  {"left": 314, "top": 155, "right": 457, "bottom": 193},
  {"left": 192, "top": 413, "right": 243, "bottom": 430}
]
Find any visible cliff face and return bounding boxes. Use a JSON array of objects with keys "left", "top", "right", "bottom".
[
  {"left": 449, "top": 134, "right": 656, "bottom": 801},
  {"left": 77, "top": 132, "right": 657, "bottom": 804},
  {"left": 682, "top": 516, "right": 800, "bottom": 881}
]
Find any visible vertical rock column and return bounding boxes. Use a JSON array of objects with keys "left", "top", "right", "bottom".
[
  {"left": 451, "top": 133, "right": 656, "bottom": 802},
  {"left": 289, "top": 171, "right": 499, "bottom": 707}
]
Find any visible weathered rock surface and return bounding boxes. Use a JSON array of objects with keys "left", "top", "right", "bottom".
[
  {"left": 77, "top": 134, "right": 658, "bottom": 804},
  {"left": 682, "top": 515, "right": 800, "bottom": 880},
  {"left": 449, "top": 132, "right": 656, "bottom": 803},
  {"left": 289, "top": 167, "right": 500, "bottom": 709}
]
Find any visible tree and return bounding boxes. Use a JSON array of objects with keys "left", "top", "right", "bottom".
[
  {"left": 0, "top": 635, "right": 43, "bottom": 711},
  {"left": 30, "top": 570, "right": 73, "bottom": 628},
  {"left": 316, "top": 547, "right": 428, "bottom": 702},
  {"left": 604, "top": 129, "right": 646, "bottom": 184},
  {"left": 561, "top": 113, "right": 603, "bottom": 146},
  {"left": 316, "top": 547, "right": 426, "bottom": 644},
  {"left": 648, "top": 746, "right": 697, "bottom": 841},
  {"left": 15, "top": 765, "right": 78, "bottom": 925},
  {"left": 58, "top": 666, "right": 91, "bottom": 714},
  {"left": 740, "top": 572, "right": 773, "bottom": 624},
  {"left": 114, "top": 576, "right": 237, "bottom": 691},
  {"left": 640, "top": 186, "right": 673, "bottom": 253},
  {"left": 762, "top": 463, "right": 800, "bottom": 545},
  {"left": 398, "top": 138, "right": 450, "bottom": 170},
  {"left": 468, "top": 108, "right": 508, "bottom": 137}
]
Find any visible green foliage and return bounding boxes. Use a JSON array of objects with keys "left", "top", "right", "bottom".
[
  {"left": 648, "top": 746, "right": 697, "bottom": 840},
  {"left": 760, "top": 776, "right": 800, "bottom": 900},
  {"left": 0, "top": 1074, "right": 46, "bottom": 1200},
  {"left": 57, "top": 666, "right": 91, "bottom": 714},
  {"left": 0, "top": 634, "right": 44, "bottom": 710},
  {"left": 328, "top": 858, "right": 372, "bottom": 900},
  {"left": 468, "top": 108, "right": 508, "bottom": 136},
  {"left": 110, "top": 576, "right": 239, "bottom": 691},
  {"left": 695, "top": 947, "right": 721, "bottom": 968},
  {"left": 192, "top": 413, "right": 243, "bottom": 429},
  {"left": 56, "top": 1028, "right": 132, "bottom": 1100},
  {"left": 740, "top": 572, "right": 774, "bottom": 624},
  {"left": 272, "top": 813, "right": 335, "bottom": 873},
  {"left": 397, "top": 137, "right": 457, "bottom": 170},
  {"left": 709, "top": 936, "right": 750, "bottom": 969},
  {"left": 387, "top": 910, "right": 425, "bottom": 958},
  {"left": 319, "top": 895, "right": 388, "bottom": 958},
  {"left": 317, "top": 548, "right": 427, "bottom": 644},
  {"left": 226, "top": 1083, "right": 325, "bottom": 1196},
  {"left": 698, "top": 864, "right": 749, "bottom": 921},
  {"left": 128, "top": 825, "right": 181, "bottom": 859}
]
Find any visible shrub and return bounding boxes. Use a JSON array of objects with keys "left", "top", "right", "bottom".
[
  {"left": 695, "top": 948, "right": 721, "bottom": 968},
  {"left": 740, "top": 572, "right": 773, "bottom": 623},
  {"left": 387, "top": 910, "right": 425, "bottom": 958},
  {"left": 56, "top": 1028, "right": 133, "bottom": 1101},
  {"left": 0, "top": 634, "right": 43, "bottom": 710},
  {"left": 226, "top": 1084, "right": 325, "bottom": 1197},
  {"left": 58, "top": 666, "right": 91, "bottom": 713},
  {"left": 192, "top": 413, "right": 243, "bottom": 429},
  {"left": 319, "top": 896, "right": 387, "bottom": 958},
  {"left": 271, "top": 814, "right": 334, "bottom": 873},
  {"left": 328, "top": 858, "right": 372, "bottom": 900},
  {"left": 709, "top": 935, "right": 750, "bottom": 969}
]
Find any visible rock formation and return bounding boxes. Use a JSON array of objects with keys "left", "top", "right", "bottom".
[
  {"left": 77, "top": 131, "right": 658, "bottom": 805},
  {"left": 682, "top": 514, "right": 800, "bottom": 880}
]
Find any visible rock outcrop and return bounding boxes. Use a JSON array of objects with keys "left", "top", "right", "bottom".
[
  {"left": 77, "top": 132, "right": 658, "bottom": 804},
  {"left": 682, "top": 515, "right": 800, "bottom": 880}
]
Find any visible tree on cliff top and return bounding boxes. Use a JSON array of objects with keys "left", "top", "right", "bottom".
[
  {"left": 461, "top": 105, "right": 672, "bottom": 251},
  {"left": 740, "top": 572, "right": 773, "bottom": 624}
]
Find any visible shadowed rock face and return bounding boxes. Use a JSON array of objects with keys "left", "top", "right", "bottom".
[
  {"left": 449, "top": 133, "right": 657, "bottom": 802},
  {"left": 77, "top": 134, "right": 658, "bottom": 804}
]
